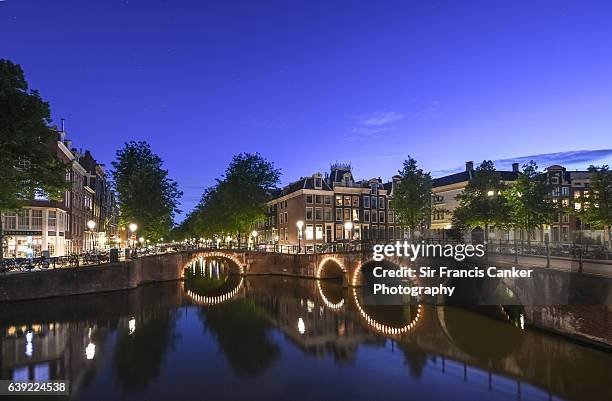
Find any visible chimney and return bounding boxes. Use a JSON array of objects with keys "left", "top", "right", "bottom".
[
  {"left": 60, "top": 118, "right": 65, "bottom": 132},
  {"left": 466, "top": 161, "right": 474, "bottom": 171},
  {"left": 512, "top": 162, "right": 519, "bottom": 173}
]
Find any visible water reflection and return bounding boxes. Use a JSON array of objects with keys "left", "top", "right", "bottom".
[{"left": 0, "top": 274, "right": 610, "bottom": 401}]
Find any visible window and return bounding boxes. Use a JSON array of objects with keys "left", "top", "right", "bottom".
[
  {"left": 388, "top": 211, "right": 394, "bottom": 223},
  {"left": 17, "top": 210, "right": 29, "bottom": 230},
  {"left": 352, "top": 209, "right": 359, "bottom": 221},
  {"left": 379, "top": 197, "right": 385, "bottom": 209},
  {"left": 370, "top": 184, "right": 377, "bottom": 194},
  {"left": 552, "top": 187, "right": 560, "bottom": 197},
  {"left": 315, "top": 177, "right": 322, "bottom": 188},
  {"left": 343, "top": 208, "right": 350, "bottom": 221},
  {"left": 315, "top": 224, "right": 323, "bottom": 240},
  {"left": 315, "top": 195, "right": 322, "bottom": 204},
  {"left": 388, "top": 199, "right": 392, "bottom": 209},
  {"left": 306, "top": 207, "right": 313, "bottom": 220},
  {"left": 3, "top": 212, "right": 17, "bottom": 230},
  {"left": 324, "top": 196, "right": 332, "bottom": 205},
  {"left": 363, "top": 196, "right": 370, "bottom": 208},
  {"left": 433, "top": 210, "right": 445, "bottom": 221},
  {"left": 305, "top": 224, "right": 313, "bottom": 240},
  {"left": 372, "top": 210, "right": 378, "bottom": 223},
  {"left": 561, "top": 187, "right": 570, "bottom": 196},
  {"left": 31, "top": 210, "right": 43, "bottom": 229},
  {"left": 306, "top": 194, "right": 313, "bottom": 204},
  {"left": 379, "top": 211, "right": 385, "bottom": 223},
  {"left": 352, "top": 196, "right": 359, "bottom": 207},
  {"left": 315, "top": 207, "right": 322, "bottom": 220},
  {"left": 371, "top": 196, "right": 378, "bottom": 209},
  {"left": 284, "top": 212, "right": 288, "bottom": 224},
  {"left": 389, "top": 226, "right": 395, "bottom": 240},
  {"left": 379, "top": 226, "right": 386, "bottom": 240},
  {"left": 343, "top": 196, "right": 351, "bottom": 206},
  {"left": 371, "top": 225, "right": 378, "bottom": 239},
  {"left": 561, "top": 227, "right": 569, "bottom": 241},
  {"left": 335, "top": 224, "right": 344, "bottom": 240},
  {"left": 364, "top": 210, "right": 370, "bottom": 222},
  {"left": 324, "top": 208, "right": 332, "bottom": 221},
  {"left": 335, "top": 196, "right": 343, "bottom": 206},
  {"left": 335, "top": 208, "right": 342, "bottom": 221},
  {"left": 48, "top": 210, "right": 57, "bottom": 229},
  {"left": 562, "top": 214, "right": 569, "bottom": 223}
]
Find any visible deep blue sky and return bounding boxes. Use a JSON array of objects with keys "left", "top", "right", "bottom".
[{"left": 2, "top": 0, "right": 611, "bottom": 219}]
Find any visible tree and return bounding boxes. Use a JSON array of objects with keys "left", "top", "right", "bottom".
[
  {"left": 452, "top": 160, "right": 510, "bottom": 242},
  {"left": 0, "top": 59, "right": 69, "bottom": 260},
  {"left": 390, "top": 156, "right": 432, "bottom": 239},
  {"left": 505, "top": 161, "right": 557, "bottom": 243},
  {"left": 111, "top": 141, "right": 182, "bottom": 242},
  {"left": 177, "top": 153, "right": 280, "bottom": 245},
  {"left": 578, "top": 165, "right": 612, "bottom": 243}
]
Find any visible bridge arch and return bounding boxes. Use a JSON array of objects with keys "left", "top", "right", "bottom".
[
  {"left": 182, "top": 251, "right": 245, "bottom": 277},
  {"left": 316, "top": 256, "right": 346, "bottom": 279}
]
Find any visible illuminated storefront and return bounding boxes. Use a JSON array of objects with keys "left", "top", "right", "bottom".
[{"left": 2, "top": 208, "right": 68, "bottom": 257}]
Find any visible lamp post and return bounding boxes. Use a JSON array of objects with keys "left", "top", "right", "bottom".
[
  {"left": 251, "top": 230, "right": 258, "bottom": 250},
  {"left": 87, "top": 220, "right": 96, "bottom": 251},
  {"left": 344, "top": 221, "right": 353, "bottom": 250},
  {"left": 128, "top": 223, "right": 138, "bottom": 248},
  {"left": 296, "top": 220, "right": 304, "bottom": 253}
]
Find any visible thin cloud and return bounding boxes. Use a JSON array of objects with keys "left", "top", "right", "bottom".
[
  {"left": 346, "top": 111, "right": 404, "bottom": 142},
  {"left": 360, "top": 111, "right": 405, "bottom": 126}
]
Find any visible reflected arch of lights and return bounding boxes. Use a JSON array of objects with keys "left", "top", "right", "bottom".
[
  {"left": 315, "top": 256, "right": 346, "bottom": 279},
  {"left": 186, "top": 277, "right": 244, "bottom": 306},
  {"left": 183, "top": 252, "right": 246, "bottom": 276},
  {"left": 351, "top": 260, "right": 422, "bottom": 336},
  {"left": 317, "top": 280, "right": 345, "bottom": 310}
]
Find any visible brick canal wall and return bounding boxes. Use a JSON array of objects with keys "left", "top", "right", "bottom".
[{"left": 0, "top": 253, "right": 189, "bottom": 302}]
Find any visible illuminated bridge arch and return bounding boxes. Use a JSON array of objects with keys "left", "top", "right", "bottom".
[
  {"left": 183, "top": 251, "right": 245, "bottom": 276},
  {"left": 316, "top": 256, "right": 346, "bottom": 279}
]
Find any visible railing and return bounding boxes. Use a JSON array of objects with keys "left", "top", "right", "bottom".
[{"left": 1, "top": 238, "right": 610, "bottom": 275}]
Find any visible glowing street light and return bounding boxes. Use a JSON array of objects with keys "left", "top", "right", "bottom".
[
  {"left": 297, "top": 317, "right": 306, "bottom": 334},
  {"left": 487, "top": 190, "right": 495, "bottom": 197},
  {"left": 296, "top": 220, "right": 304, "bottom": 253},
  {"left": 129, "top": 223, "right": 138, "bottom": 232},
  {"left": 87, "top": 220, "right": 96, "bottom": 251}
]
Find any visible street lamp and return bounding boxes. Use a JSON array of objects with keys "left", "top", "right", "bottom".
[
  {"left": 138, "top": 237, "right": 145, "bottom": 247},
  {"left": 251, "top": 230, "right": 258, "bottom": 250},
  {"left": 87, "top": 220, "right": 96, "bottom": 251},
  {"left": 128, "top": 223, "right": 138, "bottom": 248},
  {"left": 296, "top": 220, "right": 304, "bottom": 253},
  {"left": 344, "top": 221, "right": 353, "bottom": 248}
]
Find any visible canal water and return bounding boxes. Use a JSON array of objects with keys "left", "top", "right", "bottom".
[{"left": 0, "top": 258, "right": 610, "bottom": 401}]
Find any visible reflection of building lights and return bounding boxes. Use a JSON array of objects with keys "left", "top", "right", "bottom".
[
  {"left": 519, "top": 314, "right": 525, "bottom": 330},
  {"left": 307, "top": 300, "right": 315, "bottom": 313},
  {"left": 297, "top": 317, "right": 306, "bottom": 334},
  {"left": 129, "top": 318, "right": 136, "bottom": 335},
  {"left": 85, "top": 342, "right": 96, "bottom": 360},
  {"left": 25, "top": 331, "right": 33, "bottom": 358}
]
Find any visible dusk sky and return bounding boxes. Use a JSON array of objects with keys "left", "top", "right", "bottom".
[{"left": 2, "top": 0, "right": 611, "bottom": 219}]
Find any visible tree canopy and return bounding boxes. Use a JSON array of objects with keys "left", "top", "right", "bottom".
[
  {"left": 452, "top": 160, "right": 510, "bottom": 239},
  {"left": 0, "top": 59, "right": 69, "bottom": 259},
  {"left": 174, "top": 153, "right": 280, "bottom": 243},
  {"left": 579, "top": 165, "right": 612, "bottom": 239},
  {"left": 390, "top": 156, "right": 432, "bottom": 233},
  {"left": 112, "top": 141, "right": 182, "bottom": 241},
  {"left": 504, "top": 161, "right": 557, "bottom": 235}
]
